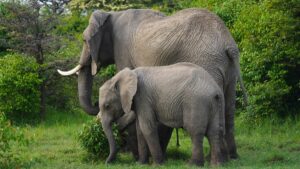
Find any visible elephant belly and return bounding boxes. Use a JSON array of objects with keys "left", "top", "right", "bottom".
[
  {"left": 154, "top": 97, "right": 184, "bottom": 128},
  {"left": 156, "top": 109, "right": 183, "bottom": 129}
]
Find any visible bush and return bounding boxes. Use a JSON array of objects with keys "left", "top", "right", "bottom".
[
  {"left": 0, "top": 112, "right": 26, "bottom": 169},
  {"left": 0, "top": 54, "right": 42, "bottom": 121},
  {"left": 231, "top": 0, "right": 299, "bottom": 121},
  {"left": 78, "top": 118, "right": 122, "bottom": 160},
  {"left": 54, "top": 12, "right": 88, "bottom": 36}
]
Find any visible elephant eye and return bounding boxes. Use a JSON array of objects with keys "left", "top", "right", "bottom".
[{"left": 104, "top": 103, "right": 110, "bottom": 109}]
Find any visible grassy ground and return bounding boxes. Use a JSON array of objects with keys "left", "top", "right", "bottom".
[{"left": 13, "top": 110, "right": 300, "bottom": 169}]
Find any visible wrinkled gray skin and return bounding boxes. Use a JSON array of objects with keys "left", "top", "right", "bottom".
[
  {"left": 58, "top": 8, "right": 247, "bottom": 159},
  {"left": 98, "top": 63, "right": 226, "bottom": 166}
]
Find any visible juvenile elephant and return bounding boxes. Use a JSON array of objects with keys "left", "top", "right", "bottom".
[
  {"left": 58, "top": 8, "right": 247, "bottom": 158},
  {"left": 98, "top": 63, "right": 225, "bottom": 166}
]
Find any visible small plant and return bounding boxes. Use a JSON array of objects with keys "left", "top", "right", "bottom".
[
  {"left": 78, "top": 118, "right": 122, "bottom": 160},
  {"left": 0, "top": 112, "right": 26, "bottom": 169}
]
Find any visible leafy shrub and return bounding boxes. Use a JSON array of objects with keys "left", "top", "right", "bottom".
[
  {"left": 0, "top": 112, "right": 26, "bottom": 169},
  {"left": 99, "top": 64, "right": 116, "bottom": 79},
  {"left": 0, "top": 54, "right": 42, "bottom": 121},
  {"left": 78, "top": 118, "right": 122, "bottom": 160},
  {"left": 231, "top": 0, "right": 299, "bottom": 121},
  {"left": 44, "top": 62, "right": 78, "bottom": 110},
  {"left": 54, "top": 12, "right": 88, "bottom": 36}
]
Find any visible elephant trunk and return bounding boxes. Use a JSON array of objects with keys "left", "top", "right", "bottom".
[
  {"left": 78, "top": 65, "right": 99, "bottom": 115},
  {"left": 101, "top": 116, "right": 117, "bottom": 163}
]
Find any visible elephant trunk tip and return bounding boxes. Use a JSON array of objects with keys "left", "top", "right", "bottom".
[
  {"left": 106, "top": 149, "right": 117, "bottom": 164},
  {"left": 80, "top": 102, "right": 99, "bottom": 116}
]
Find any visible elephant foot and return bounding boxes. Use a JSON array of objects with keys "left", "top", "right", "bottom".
[
  {"left": 138, "top": 158, "right": 149, "bottom": 165},
  {"left": 105, "top": 157, "right": 116, "bottom": 164},
  {"left": 210, "top": 155, "right": 225, "bottom": 166},
  {"left": 211, "top": 150, "right": 229, "bottom": 162},
  {"left": 153, "top": 158, "right": 164, "bottom": 165},
  {"left": 188, "top": 159, "right": 204, "bottom": 166},
  {"left": 138, "top": 161, "right": 148, "bottom": 165},
  {"left": 206, "top": 153, "right": 227, "bottom": 165},
  {"left": 210, "top": 160, "right": 222, "bottom": 166},
  {"left": 221, "top": 154, "right": 229, "bottom": 163}
]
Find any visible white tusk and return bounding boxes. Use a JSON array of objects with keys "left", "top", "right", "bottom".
[
  {"left": 97, "top": 112, "right": 101, "bottom": 120},
  {"left": 57, "top": 65, "right": 82, "bottom": 76}
]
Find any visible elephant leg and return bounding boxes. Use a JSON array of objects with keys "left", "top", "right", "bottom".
[
  {"left": 158, "top": 124, "right": 173, "bottom": 158},
  {"left": 188, "top": 132, "right": 205, "bottom": 166},
  {"left": 205, "top": 130, "right": 229, "bottom": 164},
  {"left": 125, "top": 123, "right": 139, "bottom": 161},
  {"left": 224, "top": 81, "right": 238, "bottom": 159},
  {"left": 207, "top": 122, "right": 224, "bottom": 166},
  {"left": 207, "top": 134, "right": 222, "bottom": 166},
  {"left": 136, "top": 119, "right": 149, "bottom": 164},
  {"left": 138, "top": 118, "right": 164, "bottom": 164},
  {"left": 220, "top": 136, "right": 229, "bottom": 162}
]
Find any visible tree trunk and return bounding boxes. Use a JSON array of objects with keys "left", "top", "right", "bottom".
[
  {"left": 39, "top": 80, "right": 46, "bottom": 121},
  {"left": 36, "top": 42, "right": 46, "bottom": 121}
]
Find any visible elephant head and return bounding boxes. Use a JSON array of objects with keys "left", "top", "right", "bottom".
[
  {"left": 97, "top": 68, "right": 137, "bottom": 163},
  {"left": 57, "top": 10, "right": 114, "bottom": 115}
]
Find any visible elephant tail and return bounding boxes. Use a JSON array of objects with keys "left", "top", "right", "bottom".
[{"left": 226, "top": 48, "right": 248, "bottom": 106}]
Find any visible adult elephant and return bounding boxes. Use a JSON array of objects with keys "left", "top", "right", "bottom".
[{"left": 58, "top": 8, "right": 247, "bottom": 159}]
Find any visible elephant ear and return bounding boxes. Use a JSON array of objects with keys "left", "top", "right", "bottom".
[
  {"left": 83, "top": 10, "right": 109, "bottom": 75},
  {"left": 115, "top": 68, "right": 138, "bottom": 114}
]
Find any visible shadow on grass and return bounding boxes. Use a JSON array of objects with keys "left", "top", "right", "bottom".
[
  {"left": 263, "top": 154, "right": 285, "bottom": 164},
  {"left": 166, "top": 148, "right": 190, "bottom": 161}
]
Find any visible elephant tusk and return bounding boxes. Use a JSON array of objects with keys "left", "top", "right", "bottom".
[
  {"left": 97, "top": 112, "right": 102, "bottom": 120},
  {"left": 57, "top": 65, "right": 82, "bottom": 76}
]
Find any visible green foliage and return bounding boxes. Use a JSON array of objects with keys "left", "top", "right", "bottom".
[
  {"left": 0, "top": 1, "right": 60, "bottom": 60},
  {"left": 54, "top": 12, "right": 89, "bottom": 36},
  {"left": 69, "top": 0, "right": 142, "bottom": 12},
  {"left": 0, "top": 54, "right": 42, "bottom": 121},
  {"left": 44, "top": 64, "right": 78, "bottom": 110},
  {"left": 0, "top": 112, "right": 26, "bottom": 169},
  {"left": 99, "top": 64, "right": 116, "bottom": 79},
  {"left": 78, "top": 118, "right": 122, "bottom": 160},
  {"left": 231, "top": 0, "right": 299, "bottom": 120},
  {"left": 168, "top": 0, "right": 254, "bottom": 27}
]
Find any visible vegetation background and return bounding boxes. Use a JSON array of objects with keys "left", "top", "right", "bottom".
[{"left": 0, "top": 0, "right": 299, "bottom": 168}]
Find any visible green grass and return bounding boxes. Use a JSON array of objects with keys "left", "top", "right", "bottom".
[{"left": 12, "top": 109, "right": 300, "bottom": 169}]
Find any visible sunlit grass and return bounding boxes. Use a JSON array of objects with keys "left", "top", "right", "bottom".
[{"left": 12, "top": 109, "right": 300, "bottom": 169}]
